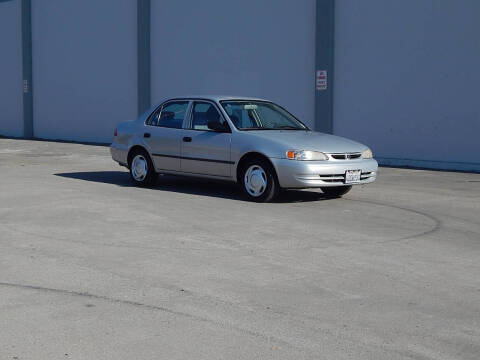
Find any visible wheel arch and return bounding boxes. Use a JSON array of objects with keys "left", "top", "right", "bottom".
[
  {"left": 127, "top": 145, "right": 150, "bottom": 166},
  {"left": 235, "top": 152, "right": 278, "bottom": 183}
]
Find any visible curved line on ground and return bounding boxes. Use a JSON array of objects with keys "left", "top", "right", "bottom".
[{"left": 343, "top": 198, "right": 442, "bottom": 243}]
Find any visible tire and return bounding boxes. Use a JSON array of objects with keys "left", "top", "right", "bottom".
[
  {"left": 128, "top": 149, "right": 158, "bottom": 187},
  {"left": 240, "top": 158, "right": 279, "bottom": 202},
  {"left": 321, "top": 185, "right": 352, "bottom": 198}
]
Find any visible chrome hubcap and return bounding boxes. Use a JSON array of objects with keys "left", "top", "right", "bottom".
[
  {"left": 244, "top": 165, "right": 267, "bottom": 197},
  {"left": 131, "top": 155, "right": 147, "bottom": 181}
]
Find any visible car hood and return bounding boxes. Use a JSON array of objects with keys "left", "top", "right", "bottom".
[{"left": 245, "top": 130, "right": 368, "bottom": 154}]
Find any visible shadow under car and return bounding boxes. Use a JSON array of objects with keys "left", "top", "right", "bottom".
[{"left": 54, "top": 171, "right": 333, "bottom": 203}]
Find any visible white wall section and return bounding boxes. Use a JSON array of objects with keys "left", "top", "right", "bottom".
[
  {"left": 333, "top": 0, "right": 480, "bottom": 171},
  {"left": 31, "top": 0, "right": 137, "bottom": 143},
  {"left": 151, "top": 0, "right": 316, "bottom": 129}
]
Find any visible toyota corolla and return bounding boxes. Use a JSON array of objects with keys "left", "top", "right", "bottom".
[{"left": 111, "top": 96, "right": 377, "bottom": 202}]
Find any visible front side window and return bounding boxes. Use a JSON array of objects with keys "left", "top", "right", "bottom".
[
  {"left": 220, "top": 101, "right": 308, "bottom": 131},
  {"left": 191, "top": 102, "right": 229, "bottom": 131},
  {"left": 147, "top": 101, "right": 188, "bottom": 128}
]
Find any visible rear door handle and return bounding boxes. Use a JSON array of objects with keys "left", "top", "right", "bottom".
[
  {"left": 144, "top": 132, "right": 151, "bottom": 138},
  {"left": 183, "top": 136, "right": 192, "bottom": 142}
]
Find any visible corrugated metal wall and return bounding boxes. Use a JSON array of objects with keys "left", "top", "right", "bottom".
[
  {"left": 0, "top": 0, "right": 315, "bottom": 143},
  {"left": 1, "top": 0, "right": 478, "bottom": 172}
]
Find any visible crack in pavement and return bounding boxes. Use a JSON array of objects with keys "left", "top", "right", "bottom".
[{"left": 0, "top": 281, "right": 303, "bottom": 351}]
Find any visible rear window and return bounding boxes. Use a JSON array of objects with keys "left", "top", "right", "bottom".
[{"left": 146, "top": 101, "right": 188, "bottom": 129}]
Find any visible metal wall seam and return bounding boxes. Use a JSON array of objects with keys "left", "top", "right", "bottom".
[
  {"left": 137, "top": 0, "right": 151, "bottom": 115},
  {"left": 21, "top": 0, "right": 33, "bottom": 138},
  {"left": 314, "top": 0, "right": 335, "bottom": 134}
]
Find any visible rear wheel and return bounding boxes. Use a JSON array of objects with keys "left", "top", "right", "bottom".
[
  {"left": 128, "top": 149, "right": 158, "bottom": 187},
  {"left": 240, "top": 158, "right": 279, "bottom": 202},
  {"left": 321, "top": 185, "right": 352, "bottom": 198}
]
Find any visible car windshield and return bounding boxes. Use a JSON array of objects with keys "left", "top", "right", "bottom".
[{"left": 220, "top": 101, "right": 309, "bottom": 131}]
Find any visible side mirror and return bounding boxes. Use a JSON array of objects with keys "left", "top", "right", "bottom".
[{"left": 207, "top": 120, "right": 228, "bottom": 132}]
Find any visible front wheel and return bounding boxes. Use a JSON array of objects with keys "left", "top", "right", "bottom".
[
  {"left": 240, "top": 158, "right": 279, "bottom": 202},
  {"left": 320, "top": 185, "right": 352, "bottom": 198},
  {"left": 129, "top": 149, "right": 158, "bottom": 187}
]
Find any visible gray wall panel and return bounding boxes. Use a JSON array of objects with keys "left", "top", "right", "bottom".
[
  {"left": 32, "top": 0, "right": 137, "bottom": 143},
  {"left": 334, "top": 0, "right": 480, "bottom": 171},
  {"left": 0, "top": 0, "right": 23, "bottom": 137},
  {"left": 151, "top": 0, "right": 316, "bottom": 128}
]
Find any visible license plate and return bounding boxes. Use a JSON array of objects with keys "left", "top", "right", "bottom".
[{"left": 345, "top": 170, "right": 361, "bottom": 184}]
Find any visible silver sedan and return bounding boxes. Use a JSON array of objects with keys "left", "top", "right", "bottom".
[{"left": 111, "top": 96, "right": 377, "bottom": 202}]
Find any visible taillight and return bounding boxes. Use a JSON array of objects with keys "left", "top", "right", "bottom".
[{"left": 114, "top": 128, "right": 117, "bottom": 137}]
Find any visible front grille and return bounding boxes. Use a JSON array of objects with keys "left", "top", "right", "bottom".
[{"left": 329, "top": 153, "right": 361, "bottom": 160}]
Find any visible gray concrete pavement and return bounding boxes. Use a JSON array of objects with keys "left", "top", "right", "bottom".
[{"left": 1, "top": 138, "right": 479, "bottom": 360}]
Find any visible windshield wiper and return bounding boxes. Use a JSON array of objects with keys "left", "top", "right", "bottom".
[
  {"left": 240, "top": 127, "right": 271, "bottom": 131},
  {"left": 274, "top": 125, "right": 305, "bottom": 130},
  {"left": 240, "top": 126, "right": 306, "bottom": 131}
]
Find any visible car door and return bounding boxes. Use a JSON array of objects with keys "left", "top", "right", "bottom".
[
  {"left": 143, "top": 100, "right": 189, "bottom": 172},
  {"left": 180, "top": 101, "right": 232, "bottom": 178}
]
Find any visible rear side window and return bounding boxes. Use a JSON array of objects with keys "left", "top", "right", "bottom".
[
  {"left": 146, "top": 101, "right": 188, "bottom": 128},
  {"left": 145, "top": 108, "right": 160, "bottom": 126}
]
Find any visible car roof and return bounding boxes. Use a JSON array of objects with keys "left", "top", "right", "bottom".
[{"left": 165, "top": 95, "right": 270, "bottom": 102}]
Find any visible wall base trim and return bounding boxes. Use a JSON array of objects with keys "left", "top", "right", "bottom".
[{"left": 377, "top": 157, "right": 480, "bottom": 173}]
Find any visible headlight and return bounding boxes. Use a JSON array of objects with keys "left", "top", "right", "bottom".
[
  {"left": 286, "top": 150, "right": 328, "bottom": 161},
  {"left": 361, "top": 148, "right": 373, "bottom": 159}
]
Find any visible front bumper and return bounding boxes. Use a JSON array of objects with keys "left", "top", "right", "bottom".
[{"left": 270, "top": 158, "right": 378, "bottom": 188}]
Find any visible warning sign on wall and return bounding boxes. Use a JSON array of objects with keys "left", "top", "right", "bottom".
[{"left": 316, "top": 70, "right": 327, "bottom": 90}]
